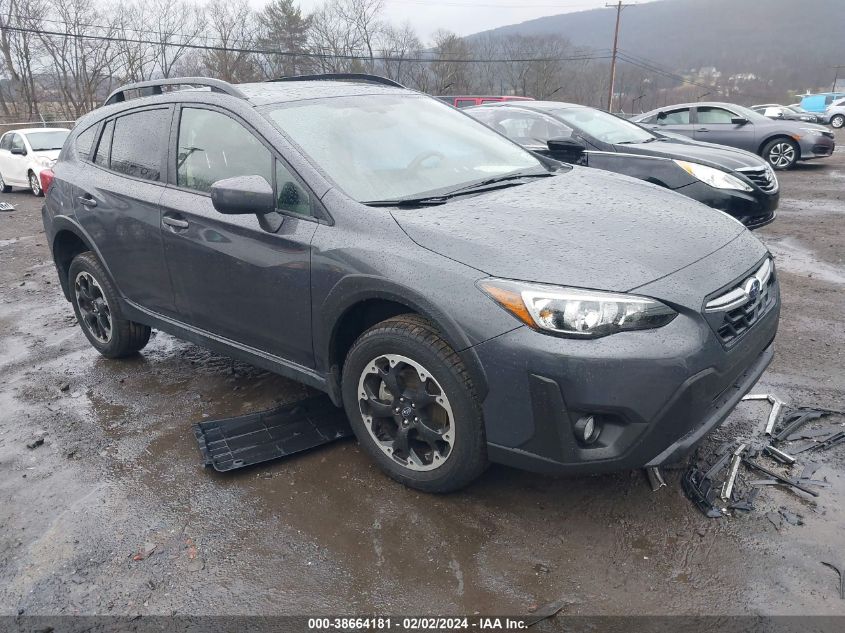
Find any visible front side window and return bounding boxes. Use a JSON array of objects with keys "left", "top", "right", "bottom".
[
  {"left": 697, "top": 107, "right": 736, "bottom": 125},
  {"left": 10, "top": 134, "right": 25, "bottom": 152},
  {"left": 469, "top": 108, "right": 572, "bottom": 147},
  {"left": 177, "top": 108, "right": 272, "bottom": 193},
  {"left": 25, "top": 130, "right": 69, "bottom": 152},
  {"left": 544, "top": 107, "right": 653, "bottom": 145},
  {"left": 276, "top": 160, "right": 311, "bottom": 216},
  {"left": 110, "top": 109, "right": 168, "bottom": 181},
  {"left": 266, "top": 94, "right": 542, "bottom": 203},
  {"left": 656, "top": 108, "right": 690, "bottom": 125}
]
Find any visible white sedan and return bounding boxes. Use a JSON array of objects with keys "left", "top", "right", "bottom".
[{"left": 0, "top": 127, "right": 70, "bottom": 196}]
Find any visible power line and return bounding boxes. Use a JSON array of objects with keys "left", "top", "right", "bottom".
[
  {"left": 1, "top": 24, "right": 613, "bottom": 64},
  {"left": 616, "top": 51, "right": 718, "bottom": 93}
]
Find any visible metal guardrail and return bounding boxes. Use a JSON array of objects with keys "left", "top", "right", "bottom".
[{"left": 0, "top": 120, "right": 75, "bottom": 135}]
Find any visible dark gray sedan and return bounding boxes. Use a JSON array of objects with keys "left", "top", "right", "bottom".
[{"left": 632, "top": 102, "right": 835, "bottom": 170}]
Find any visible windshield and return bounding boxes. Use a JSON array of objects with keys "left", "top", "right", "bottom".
[
  {"left": 24, "top": 130, "right": 69, "bottom": 151},
  {"left": 265, "top": 94, "right": 543, "bottom": 202}
]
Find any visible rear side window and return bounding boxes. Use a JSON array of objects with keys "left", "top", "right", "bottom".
[
  {"left": 177, "top": 108, "right": 272, "bottom": 193},
  {"left": 455, "top": 99, "right": 477, "bottom": 108},
  {"left": 94, "top": 120, "right": 114, "bottom": 168},
  {"left": 75, "top": 126, "right": 97, "bottom": 161},
  {"left": 110, "top": 109, "right": 168, "bottom": 181},
  {"left": 656, "top": 108, "right": 690, "bottom": 125}
]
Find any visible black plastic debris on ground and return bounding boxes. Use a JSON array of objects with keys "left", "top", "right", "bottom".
[
  {"left": 682, "top": 399, "right": 843, "bottom": 518},
  {"left": 193, "top": 396, "right": 353, "bottom": 472}
]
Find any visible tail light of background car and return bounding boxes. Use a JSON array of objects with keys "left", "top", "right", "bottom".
[{"left": 40, "top": 169, "right": 54, "bottom": 195}]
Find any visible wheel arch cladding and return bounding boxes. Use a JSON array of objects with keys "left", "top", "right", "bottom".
[
  {"left": 52, "top": 229, "right": 91, "bottom": 300},
  {"left": 321, "top": 286, "right": 489, "bottom": 405}
]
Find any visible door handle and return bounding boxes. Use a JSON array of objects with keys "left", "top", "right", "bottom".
[
  {"left": 162, "top": 215, "right": 189, "bottom": 230},
  {"left": 77, "top": 195, "right": 97, "bottom": 207},
  {"left": 697, "top": 127, "right": 710, "bottom": 132}
]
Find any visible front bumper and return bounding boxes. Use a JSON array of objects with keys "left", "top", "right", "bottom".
[
  {"left": 799, "top": 134, "right": 835, "bottom": 159},
  {"left": 473, "top": 265, "right": 780, "bottom": 475},
  {"left": 673, "top": 181, "right": 778, "bottom": 230}
]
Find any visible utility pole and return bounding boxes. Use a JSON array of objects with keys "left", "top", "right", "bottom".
[
  {"left": 606, "top": 1, "right": 634, "bottom": 112},
  {"left": 833, "top": 65, "right": 845, "bottom": 93}
]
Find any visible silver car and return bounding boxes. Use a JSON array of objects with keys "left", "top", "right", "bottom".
[
  {"left": 633, "top": 102, "right": 835, "bottom": 170},
  {"left": 824, "top": 97, "right": 845, "bottom": 129}
]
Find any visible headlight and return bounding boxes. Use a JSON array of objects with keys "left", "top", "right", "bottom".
[
  {"left": 35, "top": 156, "right": 54, "bottom": 168},
  {"left": 477, "top": 279, "right": 677, "bottom": 338},
  {"left": 800, "top": 127, "right": 825, "bottom": 137},
  {"left": 673, "top": 160, "right": 752, "bottom": 192}
]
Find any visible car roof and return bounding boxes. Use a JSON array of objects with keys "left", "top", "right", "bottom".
[
  {"left": 2, "top": 127, "right": 71, "bottom": 135},
  {"left": 235, "top": 80, "right": 411, "bottom": 106}
]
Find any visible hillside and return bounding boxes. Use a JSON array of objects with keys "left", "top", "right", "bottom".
[{"left": 469, "top": 0, "right": 845, "bottom": 97}]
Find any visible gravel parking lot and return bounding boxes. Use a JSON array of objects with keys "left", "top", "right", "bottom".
[{"left": 1, "top": 132, "right": 843, "bottom": 618}]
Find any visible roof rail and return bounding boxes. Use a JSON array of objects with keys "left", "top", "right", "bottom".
[
  {"left": 103, "top": 77, "right": 247, "bottom": 107},
  {"left": 268, "top": 73, "right": 406, "bottom": 89}
]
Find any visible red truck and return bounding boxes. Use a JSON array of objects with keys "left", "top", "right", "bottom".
[{"left": 437, "top": 95, "right": 534, "bottom": 108}]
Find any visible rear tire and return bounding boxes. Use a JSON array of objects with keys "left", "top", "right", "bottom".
[
  {"left": 831, "top": 114, "right": 845, "bottom": 129},
  {"left": 0, "top": 172, "right": 11, "bottom": 193},
  {"left": 28, "top": 171, "right": 43, "bottom": 197},
  {"left": 762, "top": 138, "right": 799, "bottom": 170},
  {"left": 68, "top": 252, "right": 151, "bottom": 358},
  {"left": 341, "top": 314, "right": 487, "bottom": 493}
]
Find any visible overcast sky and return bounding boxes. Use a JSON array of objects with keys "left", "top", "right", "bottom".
[{"left": 283, "top": 0, "right": 658, "bottom": 41}]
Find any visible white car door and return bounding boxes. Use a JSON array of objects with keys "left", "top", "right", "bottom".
[
  {"left": 8, "top": 133, "right": 29, "bottom": 183},
  {"left": 0, "top": 133, "right": 13, "bottom": 183}
]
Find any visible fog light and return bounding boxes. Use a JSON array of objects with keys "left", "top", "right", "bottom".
[{"left": 574, "top": 415, "right": 601, "bottom": 445}]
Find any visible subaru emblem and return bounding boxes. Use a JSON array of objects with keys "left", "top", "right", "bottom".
[{"left": 744, "top": 278, "right": 761, "bottom": 302}]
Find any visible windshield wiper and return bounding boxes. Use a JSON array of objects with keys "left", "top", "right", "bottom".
[
  {"left": 617, "top": 137, "right": 656, "bottom": 144},
  {"left": 363, "top": 196, "right": 450, "bottom": 207},
  {"left": 443, "top": 172, "right": 552, "bottom": 196}
]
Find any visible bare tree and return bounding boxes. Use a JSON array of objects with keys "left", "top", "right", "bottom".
[
  {"left": 377, "top": 22, "right": 422, "bottom": 86},
  {"left": 0, "top": 0, "right": 45, "bottom": 117},
  {"left": 201, "top": 0, "right": 259, "bottom": 83},
  {"left": 429, "top": 30, "right": 471, "bottom": 94},
  {"left": 149, "top": 0, "right": 206, "bottom": 79}
]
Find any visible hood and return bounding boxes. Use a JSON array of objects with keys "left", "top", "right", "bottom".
[
  {"left": 391, "top": 168, "right": 746, "bottom": 292},
  {"left": 772, "top": 120, "right": 829, "bottom": 135},
  {"left": 618, "top": 137, "right": 766, "bottom": 171}
]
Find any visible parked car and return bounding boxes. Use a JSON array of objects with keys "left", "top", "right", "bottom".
[
  {"left": 799, "top": 92, "right": 845, "bottom": 113},
  {"left": 751, "top": 104, "right": 822, "bottom": 124},
  {"left": 0, "top": 127, "right": 70, "bottom": 196},
  {"left": 437, "top": 95, "right": 534, "bottom": 108},
  {"left": 632, "top": 102, "right": 835, "bottom": 170},
  {"left": 43, "top": 75, "right": 779, "bottom": 492},
  {"left": 823, "top": 97, "right": 845, "bottom": 129},
  {"left": 466, "top": 101, "right": 779, "bottom": 229}
]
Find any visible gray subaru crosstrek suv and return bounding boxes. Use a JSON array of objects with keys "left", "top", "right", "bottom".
[{"left": 42, "top": 75, "right": 780, "bottom": 492}]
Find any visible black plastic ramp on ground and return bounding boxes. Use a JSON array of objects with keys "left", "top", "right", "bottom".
[{"left": 193, "top": 396, "right": 353, "bottom": 472}]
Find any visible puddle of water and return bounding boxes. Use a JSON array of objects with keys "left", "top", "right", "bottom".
[{"left": 765, "top": 237, "right": 845, "bottom": 285}]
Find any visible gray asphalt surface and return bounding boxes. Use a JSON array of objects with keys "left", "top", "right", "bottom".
[{"left": 1, "top": 133, "right": 844, "bottom": 617}]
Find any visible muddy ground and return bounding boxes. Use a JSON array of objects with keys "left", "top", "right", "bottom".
[{"left": 1, "top": 133, "right": 844, "bottom": 620}]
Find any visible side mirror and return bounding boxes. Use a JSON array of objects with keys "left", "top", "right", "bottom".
[
  {"left": 10, "top": 146, "right": 26, "bottom": 155},
  {"left": 731, "top": 117, "right": 749, "bottom": 125},
  {"left": 547, "top": 137, "right": 586, "bottom": 154},
  {"left": 211, "top": 175, "right": 275, "bottom": 216}
]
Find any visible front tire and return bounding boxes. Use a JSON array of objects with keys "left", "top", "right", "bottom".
[
  {"left": 762, "top": 138, "right": 799, "bottom": 170},
  {"left": 28, "top": 171, "right": 43, "bottom": 197},
  {"left": 0, "top": 172, "right": 11, "bottom": 193},
  {"left": 831, "top": 114, "right": 845, "bottom": 129},
  {"left": 68, "top": 252, "right": 151, "bottom": 358},
  {"left": 341, "top": 314, "right": 487, "bottom": 493}
]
